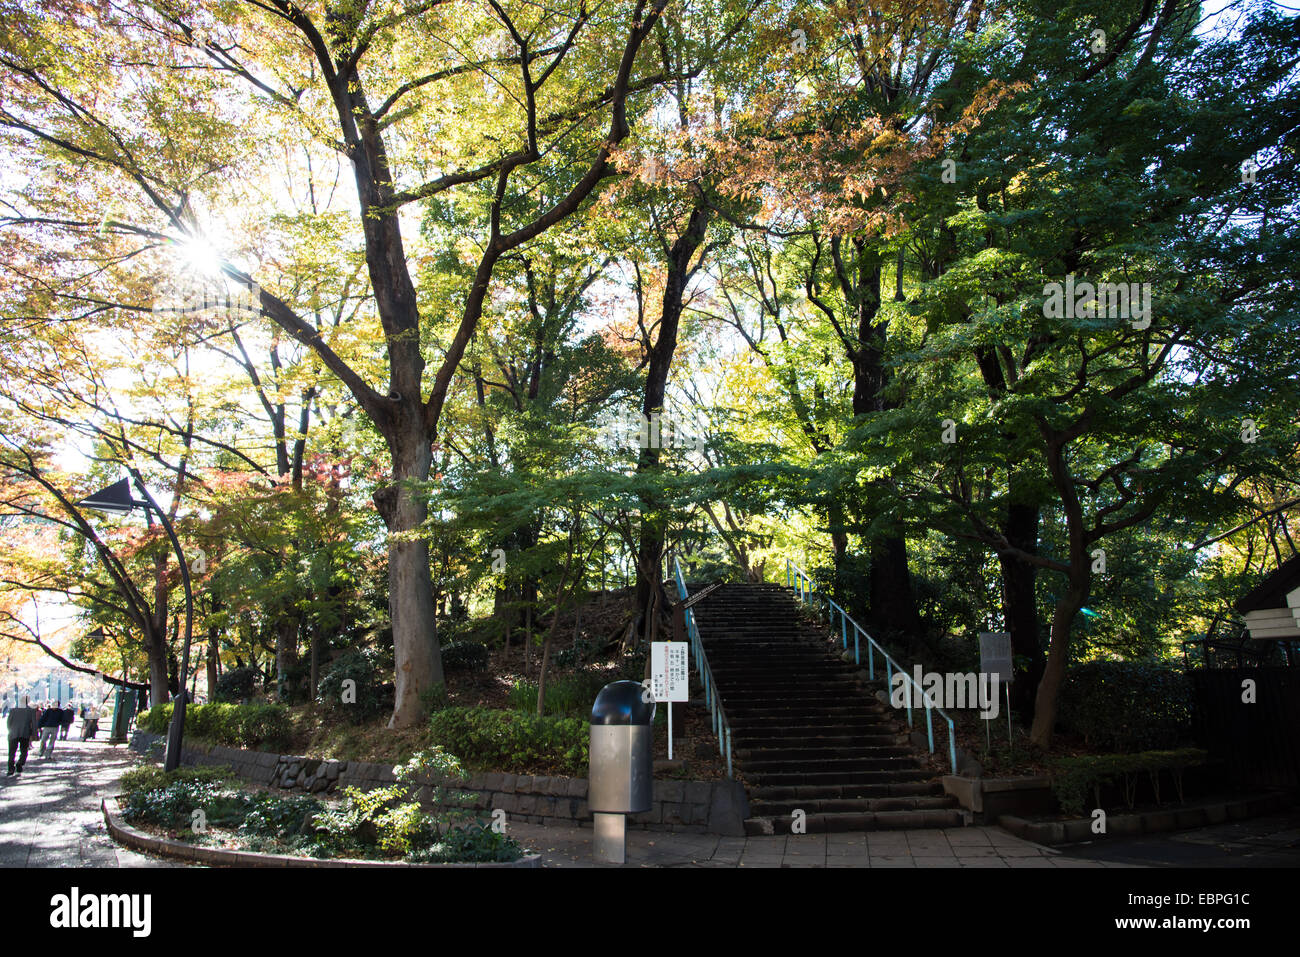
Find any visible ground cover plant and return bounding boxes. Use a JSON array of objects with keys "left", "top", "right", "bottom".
[{"left": 117, "top": 749, "right": 525, "bottom": 864}]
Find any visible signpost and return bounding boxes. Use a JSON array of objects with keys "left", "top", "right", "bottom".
[
  {"left": 650, "top": 641, "right": 689, "bottom": 759},
  {"left": 978, "top": 632, "right": 1014, "bottom": 752}
]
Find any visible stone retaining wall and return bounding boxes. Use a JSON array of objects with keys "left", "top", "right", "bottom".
[{"left": 128, "top": 731, "right": 749, "bottom": 836}]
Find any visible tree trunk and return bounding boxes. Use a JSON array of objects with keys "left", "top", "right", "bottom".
[
  {"left": 374, "top": 428, "right": 442, "bottom": 729},
  {"left": 206, "top": 624, "right": 219, "bottom": 700},
  {"left": 146, "top": 628, "right": 170, "bottom": 706},
  {"left": 1001, "top": 499, "right": 1045, "bottom": 719},
  {"left": 633, "top": 200, "right": 712, "bottom": 628},
  {"left": 1029, "top": 575, "right": 1089, "bottom": 748}
]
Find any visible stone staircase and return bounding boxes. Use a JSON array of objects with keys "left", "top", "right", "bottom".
[{"left": 686, "top": 581, "right": 966, "bottom": 835}]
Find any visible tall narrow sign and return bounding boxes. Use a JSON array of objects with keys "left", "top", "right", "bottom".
[{"left": 650, "top": 642, "right": 689, "bottom": 759}]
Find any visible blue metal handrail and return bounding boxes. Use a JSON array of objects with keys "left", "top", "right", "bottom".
[
  {"left": 671, "top": 557, "right": 732, "bottom": 777},
  {"left": 786, "top": 558, "right": 959, "bottom": 774}
]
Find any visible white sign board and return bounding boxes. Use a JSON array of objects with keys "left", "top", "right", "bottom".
[
  {"left": 650, "top": 641, "right": 689, "bottom": 702},
  {"left": 978, "top": 632, "right": 1013, "bottom": 685}
]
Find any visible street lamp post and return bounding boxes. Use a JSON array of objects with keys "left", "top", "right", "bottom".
[{"left": 78, "top": 476, "right": 194, "bottom": 772}]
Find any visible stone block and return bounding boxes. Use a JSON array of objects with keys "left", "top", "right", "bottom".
[
  {"left": 566, "top": 778, "right": 588, "bottom": 798},
  {"left": 662, "top": 802, "right": 689, "bottom": 825},
  {"left": 498, "top": 774, "right": 518, "bottom": 794},
  {"left": 514, "top": 775, "right": 533, "bottom": 794},
  {"left": 516, "top": 794, "right": 537, "bottom": 815},
  {"left": 532, "top": 776, "right": 551, "bottom": 796},
  {"left": 684, "top": 781, "right": 712, "bottom": 806},
  {"left": 654, "top": 780, "right": 686, "bottom": 804},
  {"left": 1109, "top": 814, "right": 1142, "bottom": 837}
]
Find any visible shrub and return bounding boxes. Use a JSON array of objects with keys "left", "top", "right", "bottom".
[
  {"left": 122, "top": 779, "right": 231, "bottom": 829},
  {"left": 1056, "top": 660, "right": 1194, "bottom": 752},
  {"left": 120, "top": 764, "right": 231, "bottom": 799},
  {"left": 308, "top": 784, "right": 438, "bottom": 858},
  {"left": 428, "top": 706, "right": 588, "bottom": 775},
  {"left": 213, "top": 666, "right": 261, "bottom": 703},
  {"left": 507, "top": 670, "right": 613, "bottom": 718},
  {"left": 134, "top": 702, "right": 291, "bottom": 752},
  {"left": 418, "top": 682, "right": 449, "bottom": 715},
  {"left": 441, "top": 641, "right": 490, "bottom": 672},
  {"left": 239, "top": 793, "right": 325, "bottom": 839},
  {"left": 316, "top": 649, "right": 386, "bottom": 724},
  {"left": 1049, "top": 748, "right": 1209, "bottom": 816},
  {"left": 411, "top": 823, "right": 524, "bottom": 863}
]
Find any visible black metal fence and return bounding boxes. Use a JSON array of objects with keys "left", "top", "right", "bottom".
[{"left": 1191, "top": 667, "right": 1300, "bottom": 788}]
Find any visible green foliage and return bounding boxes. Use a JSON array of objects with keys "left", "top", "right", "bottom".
[
  {"left": 238, "top": 793, "right": 325, "bottom": 839},
  {"left": 136, "top": 703, "right": 292, "bottom": 751},
  {"left": 410, "top": 822, "right": 525, "bottom": 863},
  {"left": 394, "top": 745, "right": 468, "bottom": 784},
  {"left": 121, "top": 778, "right": 230, "bottom": 829},
  {"left": 306, "top": 784, "right": 437, "bottom": 857},
  {"left": 508, "top": 669, "right": 612, "bottom": 717},
  {"left": 316, "top": 649, "right": 386, "bottom": 724},
  {"left": 213, "top": 666, "right": 261, "bottom": 703},
  {"left": 428, "top": 706, "right": 588, "bottom": 775},
  {"left": 1057, "top": 661, "right": 1194, "bottom": 752},
  {"left": 119, "top": 763, "right": 231, "bottom": 799},
  {"left": 418, "top": 682, "right": 449, "bottom": 714},
  {"left": 1049, "top": 749, "right": 1210, "bottom": 817},
  {"left": 440, "top": 641, "right": 490, "bottom": 672}
]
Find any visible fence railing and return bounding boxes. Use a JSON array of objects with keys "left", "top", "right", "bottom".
[
  {"left": 671, "top": 557, "right": 732, "bottom": 777},
  {"left": 786, "top": 558, "right": 959, "bottom": 774}
]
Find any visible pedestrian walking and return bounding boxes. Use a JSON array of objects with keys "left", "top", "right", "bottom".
[
  {"left": 59, "top": 702, "right": 74, "bottom": 740},
  {"left": 6, "top": 696, "right": 37, "bottom": 776},
  {"left": 80, "top": 705, "right": 99, "bottom": 741},
  {"left": 37, "top": 702, "right": 63, "bottom": 759}
]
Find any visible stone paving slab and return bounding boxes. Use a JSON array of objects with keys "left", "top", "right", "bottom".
[{"left": 497, "top": 820, "right": 1102, "bottom": 868}]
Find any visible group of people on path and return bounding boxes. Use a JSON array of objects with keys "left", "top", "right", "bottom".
[{"left": 5, "top": 697, "right": 95, "bottom": 776}]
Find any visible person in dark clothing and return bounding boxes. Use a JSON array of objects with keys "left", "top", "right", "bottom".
[
  {"left": 7, "top": 697, "right": 37, "bottom": 775},
  {"left": 59, "top": 704, "right": 74, "bottom": 740},
  {"left": 37, "top": 703, "right": 63, "bottom": 758}
]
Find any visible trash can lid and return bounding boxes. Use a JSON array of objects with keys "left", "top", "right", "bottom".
[{"left": 590, "top": 680, "right": 656, "bottom": 725}]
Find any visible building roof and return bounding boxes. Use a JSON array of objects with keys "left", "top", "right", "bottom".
[{"left": 1234, "top": 553, "right": 1300, "bottom": 614}]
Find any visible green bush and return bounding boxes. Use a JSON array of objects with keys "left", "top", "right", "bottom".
[
  {"left": 507, "top": 670, "right": 613, "bottom": 718},
  {"left": 411, "top": 822, "right": 524, "bottom": 863},
  {"left": 119, "top": 763, "right": 231, "bottom": 798},
  {"left": 213, "top": 666, "right": 261, "bottom": 703},
  {"left": 121, "top": 779, "right": 231, "bottom": 829},
  {"left": 135, "top": 703, "right": 291, "bottom": 752},
  {"left": 1056, "top": 661, "right": 1194, "bottom": 752},
  {"left": 1049, "top": 748, "right": 1209, "bottom": 816},
  {"left": 428, "top": 706, "right": 588, "bottom": 775},
  {"left": 239, "top": 793, "right": 325, "bottom": 839},
  {"left": 441, "top": 641, "right": 490, "bottom": 672},
  {"left": 307, "top": 784, "right": 437, "bottom": 858},
  {"left": 316, "top": 649, "right": 386, "bottom": 724}
]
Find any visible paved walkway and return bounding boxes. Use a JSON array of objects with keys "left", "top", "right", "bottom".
[
  {"left": 504, "top": 821, "right": 1135, "bottom": 868},
  {"left": 3, "top": 735, "right": 1295, "bottom": 869},
  {"left": 0, "top": 734, "right": 174, "bottom": 868}
]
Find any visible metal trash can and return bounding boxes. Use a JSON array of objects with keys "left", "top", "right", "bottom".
[{"left": 589, "top": 680, "right": 655, "bottom": 863}]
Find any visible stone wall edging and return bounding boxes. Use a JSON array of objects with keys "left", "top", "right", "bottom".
[
  {"left": 997, "top": 791, "right": 1294, "bottom": 845},
  {"left": 128, "top": 730, "right": 749, "bottom": 836}
]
